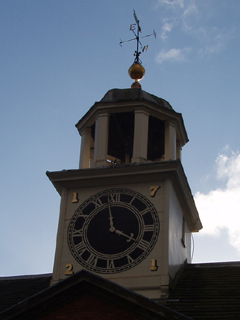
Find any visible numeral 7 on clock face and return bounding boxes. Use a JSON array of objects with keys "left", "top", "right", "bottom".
[{"left": 150, "top": 186, "right": 160, "bottom": 197}]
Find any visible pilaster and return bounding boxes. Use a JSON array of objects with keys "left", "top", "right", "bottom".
[
  {"left": 79, "top": 127, "right": 92, "bottom": 169},
  {"left": 94, "top": 112, "right": 109, "bottom": 167},
  {"left": 132, "top": 109, "right": 149, "bottom": 163},
  {"left": 165, "top": 121, "right": 176, "bottom": 160}
]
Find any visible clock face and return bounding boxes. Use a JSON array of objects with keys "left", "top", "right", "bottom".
[{"left": 67, "top": 188, "right": 160, "bottom": 274}]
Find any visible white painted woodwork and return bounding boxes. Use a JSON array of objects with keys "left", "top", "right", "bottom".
[
  {"left": 165, "top": 121, "right": 176, "bottom": 160},
  {"left": 132, "top": 109, "right": 149, "bottom": 163},
  {"left": 79, "top": 127, "right": 92, "bottom": 169},
  {"left": 93, "top": 112, "right": 109, "bottom": 167}
]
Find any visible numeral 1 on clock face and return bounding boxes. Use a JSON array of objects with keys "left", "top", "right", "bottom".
[
  {"left": 72, "top": 192, "right": 79, "bottom": 203},
  {"left": 150, "top": 259, "right": 158, "bottom": 271}
]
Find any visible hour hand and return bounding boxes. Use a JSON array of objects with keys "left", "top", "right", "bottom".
[{"left": 115, "top": 230, "right": 135, "bottom": 242}]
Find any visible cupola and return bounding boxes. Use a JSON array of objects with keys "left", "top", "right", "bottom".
[{"left": 76, "top": 88, "right": 188, "bottom": 168}]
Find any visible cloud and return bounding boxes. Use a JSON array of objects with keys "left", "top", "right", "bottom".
[
  {"left": 195, "top": 150, "right": 240, "bottom": 253},
  {"left": 160, "top": 21, "right": 174, "bottom": 40},
  {"left": 155, "top": 48, "right": 190, "bottom": 63},
  {"left": 182, "top": 0, "right": 197, "bottom": 17},
  {"left": 157, "top": 0, "right": 197, "bottom": 16},
  {"left": 156, "top": 0, "right": 233, "bottom": 61},
  {"left": 158, "top": 0, "right": 197, "bottom": 40},
  {"left": 158, "top": 0, "right": 184, "bottom": 8}
]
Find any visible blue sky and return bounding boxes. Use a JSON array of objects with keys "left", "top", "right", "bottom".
[{"left": 1, "top": 0, "right": 240, "bottom": 276}]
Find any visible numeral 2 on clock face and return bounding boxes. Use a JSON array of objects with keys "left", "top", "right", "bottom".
[{"left": 65, "top": 263, "right": 74, "bottom": 275}]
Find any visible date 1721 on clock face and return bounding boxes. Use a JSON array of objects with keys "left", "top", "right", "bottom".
[{"left": 67, "top": 188, "right": 160, "bottom": 274}]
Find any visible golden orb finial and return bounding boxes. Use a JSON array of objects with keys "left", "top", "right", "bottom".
[
  {"left": 128, "top": 63, "right": 145, "bottom": 88},
  {"left": 120, "top": 10, "right": 156, "bottom": 88}
]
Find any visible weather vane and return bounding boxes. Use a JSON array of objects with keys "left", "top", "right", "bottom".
[
  {"left": 120, "top": 10, "right": 156, "bottom": 65},
  {"left": 120, "top": 10, "right": 156, "bottom": 88}
]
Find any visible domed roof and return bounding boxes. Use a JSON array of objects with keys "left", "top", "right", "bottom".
[{"left": 100, "top": 88, "right": 173, "bottom": 111}]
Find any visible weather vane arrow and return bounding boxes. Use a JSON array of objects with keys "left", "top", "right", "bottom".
[{"left": 120, "top": 9, "right": 156, "bottom": 65}]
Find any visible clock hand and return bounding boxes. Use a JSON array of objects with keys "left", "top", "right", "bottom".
[
  {"left": 108, "top": 198, "right": 115, "bottom": 232},
  {"left": 115, "top": 230, "right": 135, "bottom": 242}
]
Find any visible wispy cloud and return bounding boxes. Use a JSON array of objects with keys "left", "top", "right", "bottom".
[
  {"left": 195, "top": 149, "right": 240, "bottom": 253},
  {"left": 155, "top": 47, "right": 190, "bottom": 63},
  {"left": 157, "top": 0, "right": 198, "bottom": 19},
  {"left": 155, "top": 0, "right": 233, "bottom": 63},
  {"left": 160, "top": 20, "right": 174, "bottom": 40},
  {"left": 158, "top": 0, "right": 195, "bottom": 13}
]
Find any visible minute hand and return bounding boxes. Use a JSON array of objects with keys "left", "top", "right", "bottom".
[
  {"left": 108, "top": 201, "right": 115, "bottom": 232},
  {"left": 115, "top": 230, "right": 135, "bottom": 242}
]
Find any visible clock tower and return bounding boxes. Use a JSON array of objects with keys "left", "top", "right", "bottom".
[
  {"left": 47, "top": 82, "right": 202, "bottom": 299},
  {"left": 47, "top": 11, "right": 201, "bottom": 299}
]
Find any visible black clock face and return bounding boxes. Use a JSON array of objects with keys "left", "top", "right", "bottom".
[{"left": 68, "top": 188, "right": 160, "bottom": 274}]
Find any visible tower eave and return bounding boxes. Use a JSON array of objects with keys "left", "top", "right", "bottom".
[{"left": 46, "top": 160, "right": 202, "bottom": 232}]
